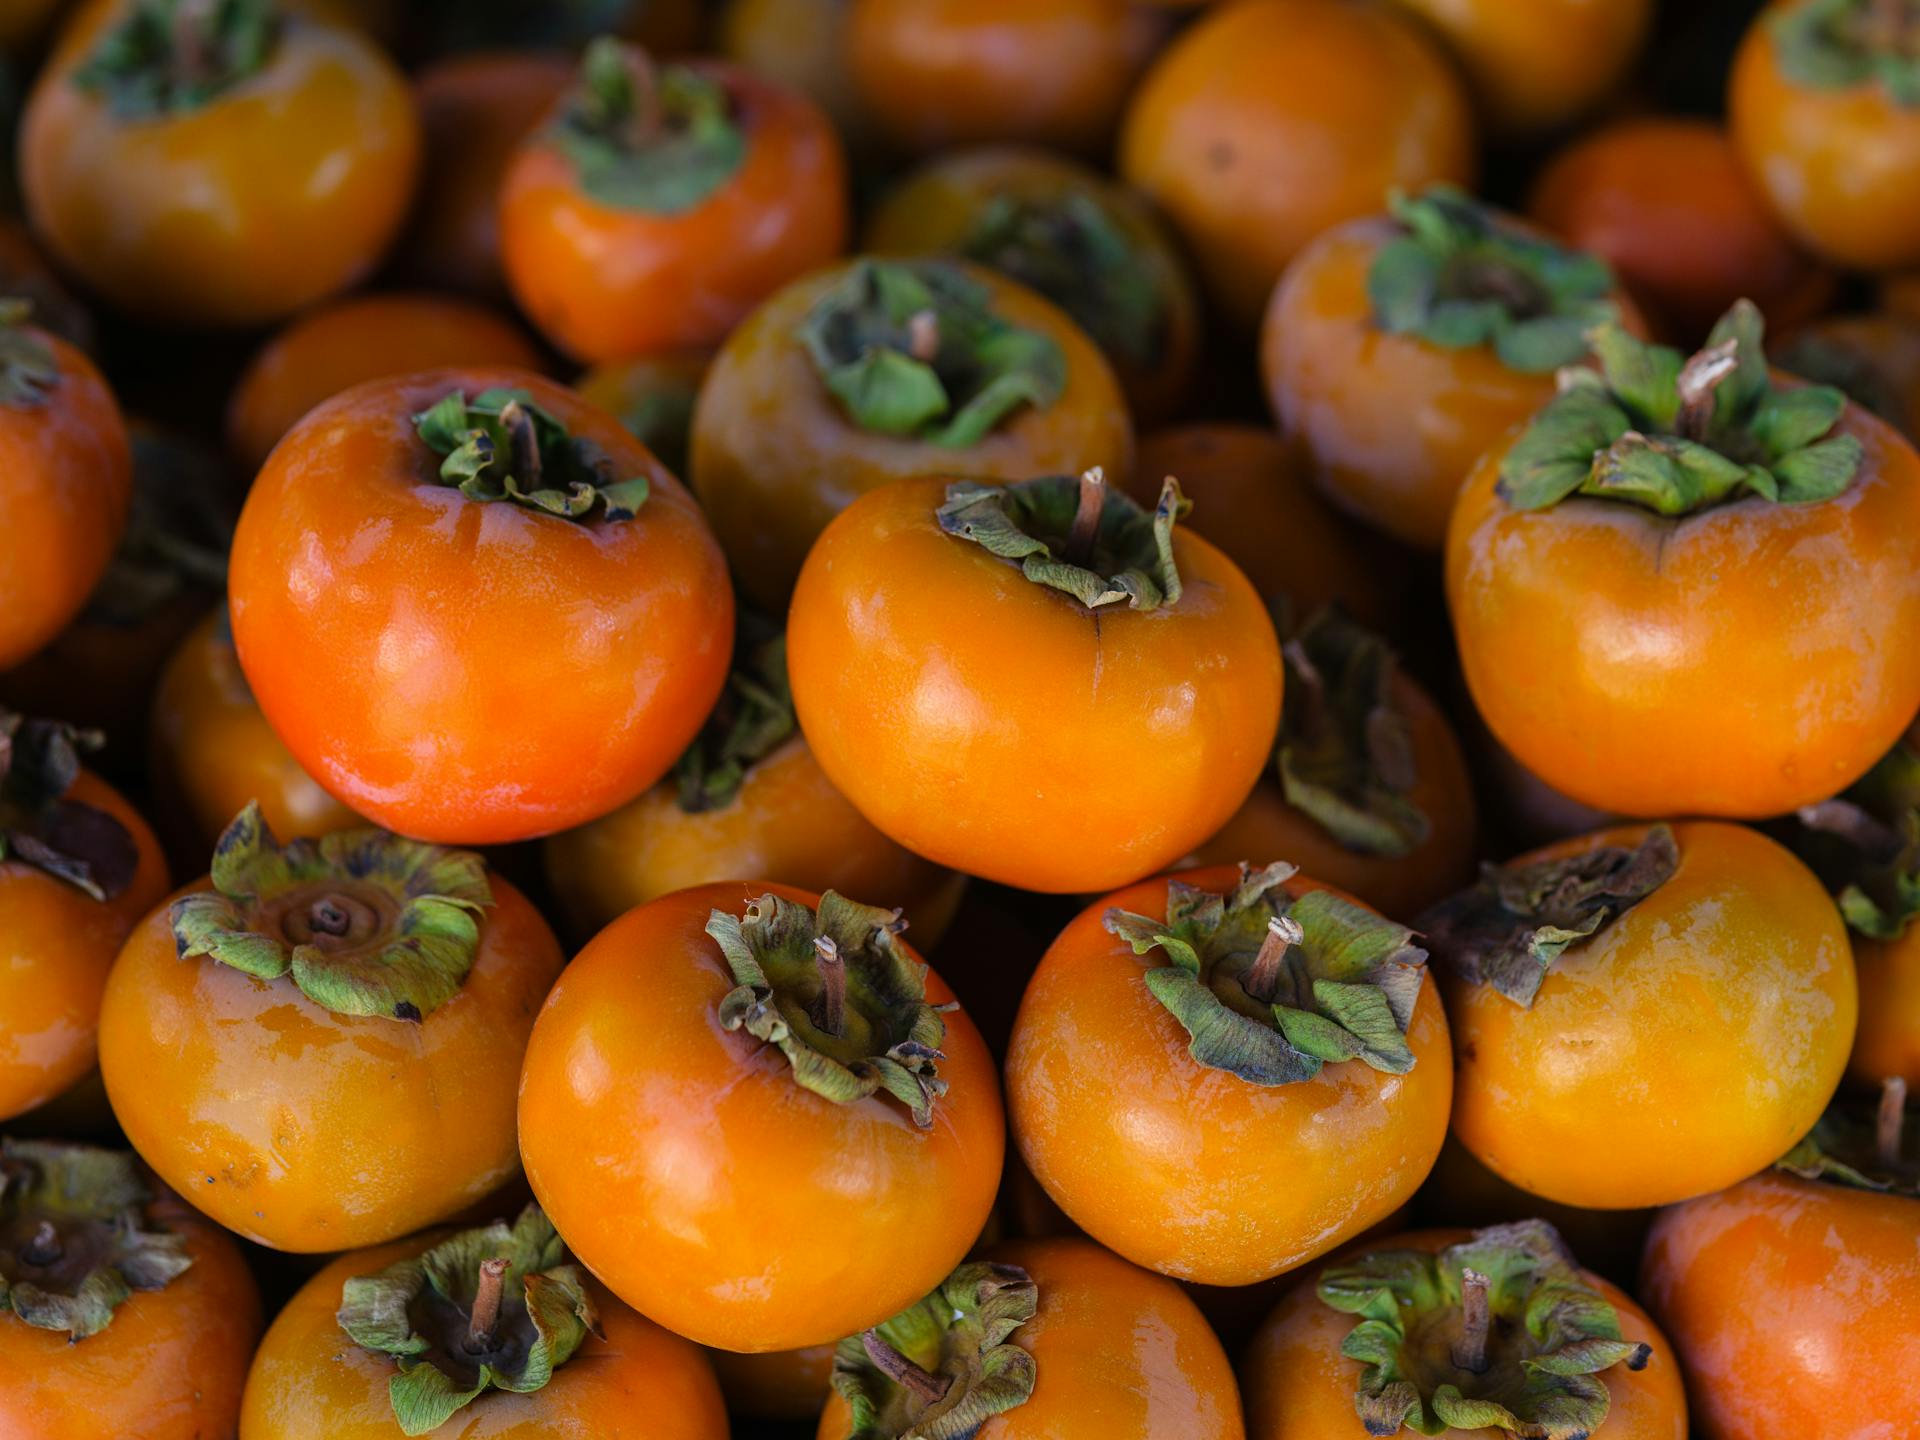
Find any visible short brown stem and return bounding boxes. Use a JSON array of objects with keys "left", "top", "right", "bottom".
[
  {"left": 19, "top": 1221, "right": 61, "bottom": 1268},
  {"left": 309, "top": 897, "right": 351, "bottom": 937},
  {"left": 171, "top": 0, "right": 217, "bottom": 88},
  {"left": 1065, "top": 466, "right": 1106, "bottom": 568},
  {"left": 1242, "top": 914, "right": 1302, "bottom": 1005},
  {"left": 465, "top": 1258, "right": 510, "bottom": 1354},
  {"left": 906, "top": 309, "right": 940, "bottom": 363},
  {"left": 811, "top": 936, "right": 847, "bottom": 1038},
  {"left": 1453, "top": 1268, "right": 1491, "bottom": 1375},
  {"left": 1674, "top": 337, "right": 1739, "bottom": 442},
  {"left": 861, "top": 1330, "right": 952, "bottom": 1406},
  {"left": 498, "top": 400, "right": 542, "bottom": 490},
  {"left": 1879, "top": 1076, "right": 1908, "bottom": 1169}
]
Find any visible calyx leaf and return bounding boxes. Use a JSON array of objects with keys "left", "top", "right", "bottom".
[
  {"left": 1419, "top": 826, "right": 1678, "bottom": 1007},
  {"left": 708, "top": 890, "right": 952, "bottom": 1125},
  {"left": 1770, "top": 0, "right": 1920, "bottom": 106},
  {"left": 0, "top": 1141, "right": 192, "bottom": 1341},
  {"left": 1792, "top": 727, "right": 1920, "bottom": 939},
  {"left": 414, "top": 387, "right": 649, "bottom": 520},
  {"left": 0, "top": 710, "right": 138, "bottom": 902},
  {"left": 1279, "top": 608, "right": 1431, "bottom": 858},
  {"left": 337, "top": 1205, "right": 601, "bottom": 1438},
  {"left": 0, "top": 300, "right": 59, "bottom": 408},
  {"left": 72, "top": 0, "right": 278, "bottom": 120},
  {"left": 831, "top": 1261, "right": 1038, "bottom": 1440},
  {"left": 170, "top": 802, "right": 493, "bottom": 1022},
  {"left": 1499, "top": 301, "right": 1863, "bottom": 516},
  {"left": 797, "top": 261, "right": 1066, "bottom": 446},
  {"left": 1368, "top": 186, "right": 1619, "bottom": 373},
  {"left": 1104, "top": 862, "right": 1429, "bottom": 1086},
  {"left": 1318, "top": 1220, "right": 1652, "bottom": 1440},
  {"left": 672, "top": 614, "right": 795, "bottom": 813},
  {"left": 1776, "top": 1080, "right": 1918, "bottom": 1195}
]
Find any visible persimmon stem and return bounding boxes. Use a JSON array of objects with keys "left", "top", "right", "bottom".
[
  {"left": 1453, "top": 1268, "right": 1491, "bottom": 1375},
  {"left": 811, "top": 936, "right": 847, "bottom": 1038},
  {"left": 20, "top": 1221, "right": 61, "bottom": 1267},
  {"left": 465, "top": 1258, "right": 510, "bottom": 1354},
  {"left": 906, "top": 309, "right": 940, "bottom": 363},
  {"left": 309, "top": 897, "right": 352, "bottom": 937},
  {"left": 1674, "top": 337, "right": 1739, "bottom": 441},
  {"left": 1880, "top": 1076, "right": 1908, "bottom": 1169},
  {"left": 861, "top": 1330, "right": 951, "bottom": 1406},
  {"left": 171, "top": 0, "right": 216, "bottom": 88},
  {"left": 498, "top": 400, "right": 542, "bottom": 490},
  {"left": 1243, "top": 915, "right": 1303, "bottom": 1004},
  {"left": 1065, "top": 467, "right": 1106, "bottom": 567}
]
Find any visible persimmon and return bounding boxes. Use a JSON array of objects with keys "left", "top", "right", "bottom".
[
  {"left": 864, "top": 147, "right": 1203, "bottom": 423},
  {"left": 97, "top": 804, "right": 566, "bottom": 1252},
  {"left": 1264, "top": 187, "right": 1641, "bottom": 551},
  {"left": 1527, "top": 117, "right": 1835, "bottom": 345},
  {"left": 1120, "top": 0, "right": 1475, "bottom": 329},
  {"left": 844, "top": 0, "right": 1162, "bottom": 157},
  {"left": 787, "top": 471, "right": 1278, "bottom": 893},
  {"left": 574, "top": 347, "right": 710, "bottom": 479},
  {"left": 0, "top": 218, "right": 92, "bottom": 352},
  {"left": 1730, "top": 0, "right": 1920, "bottom": 270},
  {"left": 710, "top": 1343, "right": 835, "bottom": 1422},
  {"left": 21, "top": 0, "right": 419, "bottom": 327},
  {"left": 691, "top": 259, "right": 1133, "bottom": 612},
  {"left": 1245, "top": 1221, "right": 1685, "bottom": 1440},
  {"left": 499, "top": 39, "right": 848, "bottom": 363},
  {"left": 1006, "top": 863, "right": 1452, "bottom": 1284},
  {"left": 1777, "top": 310, "right": 1920, "bottom": 441},
  {"left": 517, "top": 881, "right": 1004, "bottom": 1352},
  {"left": 542, "top": 618, "right": 965, "bottom": 946},
  {"left": 227, "top": 368, "right": 732, "bottom": 844},
  {"left": 0, "top": 306, "right": 131, "bottom": 673},
  {"left": 1423, "top": 820, "right": 1856, "bottom": 1209},
  {"left": 1641, "top": 1088, "right": 1920, "bottom": 1440},
  {"left": 226, "top": 294, "right": 544, "bottom": 475},
  {"left": 816, "top": 1240, "right": 1244, "bottom": 1439},
  {"left": 1187, "top": 610, "right": 1477, "bottom": 923},
  {"left": 240, "top": 1204, "right": 728, "bottom": 1440},
  {"left": 0, "top": 1141, "right": 262, "bottom": 1440},
  {"left": 0, "top": 714, "right": 168, "bottom": 1123},
  {"left": 1447, "top": 302, "right": 1920, "bottom": 818},
  {"left": 719, "top": 0, "right": 865, "bottom": 143}
]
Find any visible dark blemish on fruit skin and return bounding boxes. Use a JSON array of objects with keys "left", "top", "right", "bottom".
[
  {"left": 1457, "top": 1040, "right": 1477, "bottom": 1064},
  {"left": 1208, "top": 142, "right": 1234, "bottom": 172},
  {"left": 394, "top": 1001, "right": 422, "bottom": 1023}
]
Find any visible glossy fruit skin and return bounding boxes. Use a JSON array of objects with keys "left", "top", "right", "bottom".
[
  {"left": 691, "top": 261, "right": 1133, "bottom": 614},
  {"left": 1188, "top": 668, "right": 1477, "bottom": 923},
  {"left": 1641, "top": 1172, "right": 1920, "bottom": 1440},
  {"left": 1448, "top": 393, "right": 1920, "bottom": 818},
  {"left": 517, "top": 880, "right": 1005, "bottom": 1353},
  {"left": 0, "top": 328, "right": 132, "bottom": 671},
  {"left": 1731, "top": 4, "right": 1920, "bottom": 271},
  {"left": 226, "top": 293, "right": 544, "bottom": 474},
  {"left": 1528, "top": 117, "right": 1834, "bottom": 346},
  {"left": 0, "top": 1188, "right": 263, "bottom": 1440},
  {"left": 239, "top": 1240, "right": 728, "bottom": 1440},
  {"left": 1262, "top": 215, "right": 1645, "bottom": 551},
  {"left": 98, "top": 871, "right": 566, "bottom": 1252},
  {"left": 709, "top": 1343, "right": 835, "bottom": 1422},
  {"left": 227, "top": 368, "right": 732, "bottom": 845},
  {"left": 499, "top": 61, "right": 848, "bottom": 363},
  {"left": 400, "top": 51, "right": 575, "bottom": 299},
  {"left": 1446, "top": 822, "right": 1856, "bottom": 1210},
  {"left": 0, "top": 769, "right": 168, "bottom": 1122},
  {"left": 845, "top": 0, "right": 1161, "bottom": 157},
  {"left": 541, "top": 736, "right": 967, "bottom": 947},
  {"left": 788, "top": 479, "right": 1280, "bottom": 895},
  {"left": 21, "top": 0, "right": 419, "bottom": 327},
  {"left": 1245, "top": 1229, "right": 1686, "bottom": 1440},
  {"left": 1006, "top": 866, "right": 1453, "bottom": 1285},
  {"left": 815, "top": 1238, "right": 1246, "bottom": 1440},
  {"left": 1120, "top": 0, "right": 1474, "bottom": 329}
]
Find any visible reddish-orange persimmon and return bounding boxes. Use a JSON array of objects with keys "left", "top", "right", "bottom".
[{"left": 228, "top": 369, "right": 732, "bottom": 844}]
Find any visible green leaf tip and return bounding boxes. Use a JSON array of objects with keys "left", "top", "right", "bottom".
[
  {"left": 708, "top": 890, "right": 952, "bottom": 1125},
  {"left": 414, "top": 387, "right": 650, "bottom": 521},
  {"left": 1318, "top": 1220, "right": 1652, "bottom": 1440},
  {"left": 1499, "top": 300, "right": 1863, "bottom": 516},
  {"left": 798, "top": 260, "right": 1067, "bottom": 447},
  {"left": 0, "top": 709, "right": 139, "bottom": 902},
  {"left": 72, "top": 0, "right": 279, "bottom": 120},
  {"left": 1369, "top": 185, "right": 1620, "bottom": 373},
  {"left": 1419, "top": 825, "right": 1679, "bottom": 1008},
  {"left": 338, "top": 1204, "right": 601, "bottom": 1437},
  {"left": 1770, "top": 0, "right": 1920, "bottom": 107},
  {"left": 169, "top": 801, "right": 493, "bottom": 1022},
  {"left": 1793, "top": 727, "right": 1920, "bottom": 940},
  {"left": 0, "top": 1140, "right": 193, "bottom": 1341},
  {"left": 1105, "top": 861, "right": 1428, "bottom": 1086},
  {"left": 672, "top": 613, "right": 795, "bottom": 814},
  {"left": 830, "top": 1261, "right": 1038, "bottom": 1440}
]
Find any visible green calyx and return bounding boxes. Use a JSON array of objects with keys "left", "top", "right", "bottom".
[
  {"left": 1369, "top": 186, "right": 1619, "bottom": 374},
  {"left": 1319, "top": 1219, "right": 1653, "bottom": 1440},
  {"left": 1499, "top": 301, "right": 1863, "bottom": 516},
  {"left": 1777, "top": 1080, "right": 1918, "bottom": 1195},
  {"left": 708, "top": 891, "right": 951, "bottom": 1126},
  {"left": 414, "top": 387, "right": 650, "bottom": 521},
  {"left": 1280, "top": 609, "right": 1430, "bottom": 859},
  {"left": 960, "top": 189, "right": 1164, "bottom": 370},
  {"left": 798, "top": 261, "right": 1067, "bottom": 447},
  {"left": 0, "top": 710, "right": 138, "bottom": 901},
  {"left": 0, "top": 1141, "right": 192, "bottom": 1341},
  {"left": 673, "top": 616, "right": 794, "bottom": 814},
  {"left": 1420, "top": 826, "right": 1678, "bottom": 1008},
  {"left": 937, "top": 470, "right": 1188, "bottom": 612},
  {"left": 170, "top": 803, "right": 492, "bottom": 1022},
  {"left": 0, "top": 300, "right": 59, "bottom": 409},
  {"left": 831, "top": 1262, "right": 1038, "bottom": 1440},
  {"left": 1771, "top": 0, "right": 1920, "bottom": 106},
  {"left": 1794, "top": 730, "right": 1920, "bottom": 939},
  {"left": 1105, "top": 862, "right": 1429, "bottom": 1087},
  {"left": 337, "top": 1205, "right": 601, "bottom": 1439},
  {"left": 72, "top": 0, "right": 278, "bottom": 121},
  {"left": 550, "top": 38, "right": 744, "bottom": 214},
  {"left": 84, "top": 429, "right": 232, "bottom": 626}
]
